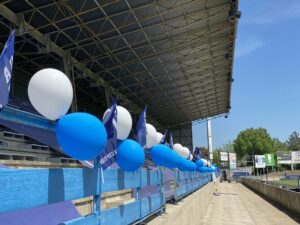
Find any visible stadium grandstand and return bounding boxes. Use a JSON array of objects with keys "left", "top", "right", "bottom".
[
  {"left": 0, "top": 0, "right": 242, "bottom": 225},
  {"left": 0, "top": 0, "right": 239, "bottom": 164}
]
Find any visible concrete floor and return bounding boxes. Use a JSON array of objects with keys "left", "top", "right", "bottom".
[{"left": 202, "top": 182, "right": 299, "bottom": 225}]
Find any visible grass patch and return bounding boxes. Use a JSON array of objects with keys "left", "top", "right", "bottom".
[{"left": 272, "top": 179, "right": 298, "bottom": 187}]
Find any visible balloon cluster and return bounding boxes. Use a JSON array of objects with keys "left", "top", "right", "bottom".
[
  {"left": 27, "top": 68, "right": 218, "bottom": 172},
  {"left": 149, "top": 142, "right": 218, "bottom": 172},
  {"left": 28, "top": 69, "right": 108, "bottom": 160}
]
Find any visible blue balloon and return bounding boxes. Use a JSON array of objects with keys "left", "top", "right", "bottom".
[
  {"left": 171, "top": 150, "right": 181, "bottom": 168},
  {"left": 117, "top": 139, "right": 145, "bottom": 171},
  {"left": 178, "top": 158, "right": 190, "bottom": 171},
  {"left": 187, "top": 161, "right": 196, "bottom": 171},
  {"left": 196, "top": 160, "right": 204, "bottom": 169},
  {"left": 198, "top": 167, "right": 208, "bottom": 173},
  {"left": 177, "top": 158, "right": 185, "bottom": 171},
  {"left": 178, "top": 158, "right": 196, "bottom": 171},
  {"left": 207, "top": 167, "right": 216, "bottom": 173},
  {"left": 56, "top": 112, "right": 107, "bottom": 160},
  {"left": 150, "top": 144, "right": 176, "bottom": 168}
]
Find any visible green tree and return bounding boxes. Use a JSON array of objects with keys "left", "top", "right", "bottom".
[
  {"left": 212, "top": 151, "right": 220, "bottom": 165},
  {"left": 194, "top": 146, "right": 209, "bottom": 158},
  {"left": 233, "top": 128, "right": 275, "bottom": 159},
  {"left": 212, "top": 141, "right": 234, "bottom": 165},
  {"left": 273, "top": 138, "right": 288, "bottom": 152},
  {"left": 286, "top": 131, "right": 300, "bottom": 151},
  {"left": 198, "top": 147, "right": 209, "bottom": 158}
]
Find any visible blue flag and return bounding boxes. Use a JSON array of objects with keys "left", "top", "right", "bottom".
[
  {"left": 192, "top": 147, "right": 203, "bottom": 162},
  {"left": 169, "top": 132, "right": 173, "bottom": 149},
  {"left": 99, "top": 99, "right": 117, "bottom": 169},
  {"left": 160, "top": 129, "right": 168, "bottom": 144},
  {"left": 0, "top": 30, "right": 15, "bottom": 110},
  {"left": 135, "top": 106, "right": 147, "bottom": 148}
]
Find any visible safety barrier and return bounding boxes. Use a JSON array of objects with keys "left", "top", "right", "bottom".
[
  {"left": 174, "top": 170, "right": 212, "bottom": 200},
  {"left": 0, "top": 166, "right": 213, "bottom": 225}
]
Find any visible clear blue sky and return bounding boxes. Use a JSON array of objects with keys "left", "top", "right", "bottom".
[{"left": 192, "top": 0, "right": 300, "bottom": 150}]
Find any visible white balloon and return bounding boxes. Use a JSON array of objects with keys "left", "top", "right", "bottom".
[
  {"left": 145, "top": 123, "right": 157, "bottom": 148},
  {"left": 189, "top": 154, "right": 193, "bottom": 161},
  {"left": 28, "top": 68, "right": 73, "bottom": 120},
  {"left": 207, "top": 161, "right": 211, "bottom": 167},
  {"left": 182, "top": 147, "right": 190, "bottom": 158},
  {"left": 173, "top": 143, "right": 183, "bottom": 156},
  {"left": 202, "top": 159, "right": 208, "bottom": 166},
  {"left": 156, "top": 132, "right": 163, "bottom": 145},
  {"left": 103, "top": 105, "right": 132, "bottom": 140},
  {"left": 174, "top": 143, "right": 189, "bottom": 158}
]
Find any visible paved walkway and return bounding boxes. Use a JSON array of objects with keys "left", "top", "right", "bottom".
[{"left": 201, "top": 182, "right": 299, "bottom": 225}]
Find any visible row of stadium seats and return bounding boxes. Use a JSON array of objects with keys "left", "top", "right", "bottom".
[{"left": 0, "top": 125, "right": 78, "bottom": 165}]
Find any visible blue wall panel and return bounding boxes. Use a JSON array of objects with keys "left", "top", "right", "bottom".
[
  {"left": 101, "top": 200, "right": 140, "bottom": 225},
  {"left": 140, "top": 193, "right": 164, "bottom": 218},
  {"left": 0, "top": 168, "right": 100, "bottom": 213},
  {"left": 63, "top": 213, "right": 100, "bottom": 225},
  {"left": 102, "top": 169, "right": 140, "bottom": 193},
  {"left": 141, "top": 169, "right": 160, "bottom": 187}
]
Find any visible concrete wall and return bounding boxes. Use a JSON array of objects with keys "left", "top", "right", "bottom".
[
  {"left": 241, "top": 177, "right": 300, "bottom": 215},
  {"left": 148, "top": 180, "right": 219, "bottom": 225}
]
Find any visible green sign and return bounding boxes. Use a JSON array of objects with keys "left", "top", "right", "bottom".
[{"left": 264, "top": 153, "right": 275, "bottom": 166}]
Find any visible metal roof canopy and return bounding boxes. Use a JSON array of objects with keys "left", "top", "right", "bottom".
[{"left": 0, "top": 0, "right": 239, "bottom": 128}]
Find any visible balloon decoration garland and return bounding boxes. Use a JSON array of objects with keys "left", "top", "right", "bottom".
[{"left": 27, "top": 68, "right": 217, "bottom": 172}]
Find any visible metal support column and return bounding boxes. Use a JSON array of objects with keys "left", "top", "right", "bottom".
[{"left": 207, "top": 118, "right": 213, "bottom": 161}]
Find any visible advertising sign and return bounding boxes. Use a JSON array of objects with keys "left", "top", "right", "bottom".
[
  {"left": 276, "top": 151, "right": 292, "bottom": 165},
  {"left": 229, "top": 153, "right": 237, "bottom": 169},
  {"left": 292, "top": 151, "right": 300, "bottom": 164},
  {"left": 220, "top": 152, "right": 228, "bottom": 161},
  {"left": 255, "top": 155, "right": 265, "bottom": 168},
  {"left": 264, "top": 153, "right": 275, "bottom": 166}
]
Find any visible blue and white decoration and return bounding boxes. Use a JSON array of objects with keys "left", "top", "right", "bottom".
[
  {"left": 135, "top": 106, "right": 147, "bottom": 148},
  {"left": 56, "top": 112, "right": 107, "bottom": 160},
  {"left": 0, "top": 31, "right": 221, "bottom": 172},
  {"left": 117, "top": 139, "right": 145, "bottom": 171},
  {"left": 99, "top": 99, "right": 118, "bottom": 169},
  {"left": 0, "top": 30, "right": 15, "bottom": 110}
]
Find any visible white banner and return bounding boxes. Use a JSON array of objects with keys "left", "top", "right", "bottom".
[
  {"left": 292, "top": 151, "right": 300, "bottom": 164},
  {"left": 220, "top": 152, "right": 228, "bottom": 161},
  {"left": 255, "top": 155, "right": 265, "bottom": 168},
  {"left": 229, "top": 153, "right": 237, "bottom": 169},
  {"left": 277, "top": 151, "right": 292, "bottom": 165}
]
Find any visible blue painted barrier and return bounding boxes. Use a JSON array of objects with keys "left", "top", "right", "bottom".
[
  {"left": 174, "top": 171, "right": 211, "bottom": 200},
  {"left": 0, "top": 107, "right": 216, "bottom": 224},
  {"left": 0, "top": 167, "right": 215, "bottom": 224}
]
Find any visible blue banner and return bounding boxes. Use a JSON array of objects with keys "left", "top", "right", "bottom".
[
  {"left": 0, "top": 30, "right": 15, "bottom": 110},
  {"left": 135, "top": 106, "right": 147, "bottom": 148},
  {"left": 99, "top": 99, "right": 118, "bottom": 169},
  {"left": 192, "top": 147, "right": 203, "bottom": 161},
  {"left": 160, "top": 129, "right": 168, "bottom": 144}
]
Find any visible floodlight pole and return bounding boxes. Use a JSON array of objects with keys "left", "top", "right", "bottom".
[{"left": 207, "top": 118, "right": 213, "bottom": 161}]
